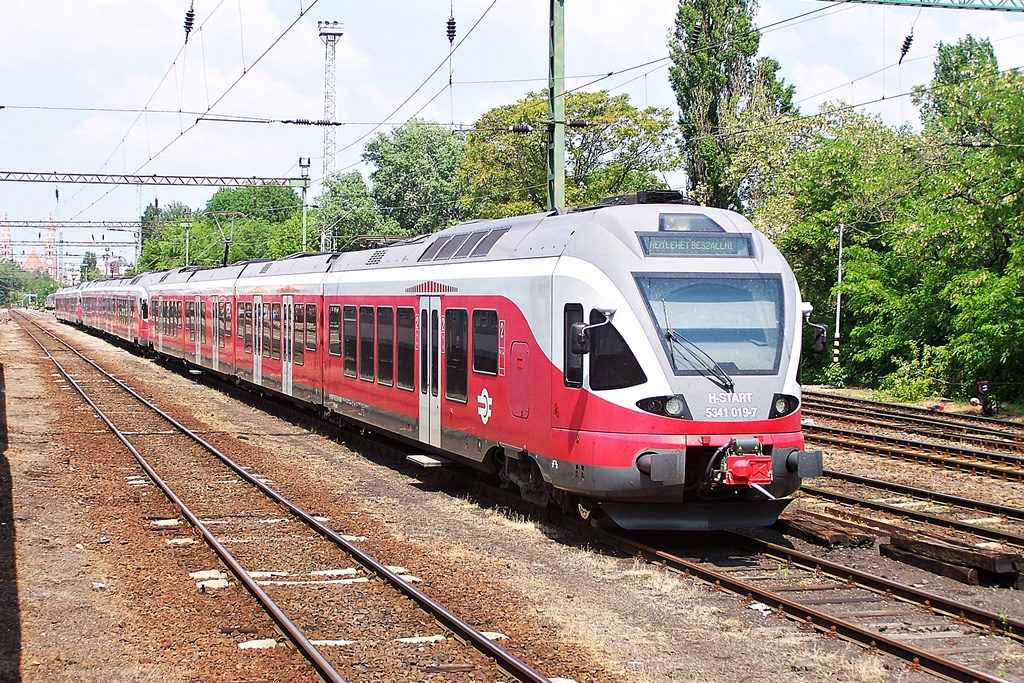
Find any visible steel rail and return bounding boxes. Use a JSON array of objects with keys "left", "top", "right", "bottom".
[
  {"left": 18, "top": 317, "right": 347, "bottom": 683},
  {"left": 804, "top": 390, "right": 1024, "bottom": 434},
  {"left": 18, "top": 313, "right": 552, "bottom": 683},
  {"left": 802, "top": 482, "right": 1024, "bottom": 549},
  {"left": 822, "top": 470, "right": 1024, "bottom": 520},
  {"left": 803, "top": 405, "right": 1024, "bottom": 451},
  {"left": 592, "top": 527, "right": 1020, "bottom": 683},
  {"left": 806, "top": 424, "right": 1024, "bottom": 480}
]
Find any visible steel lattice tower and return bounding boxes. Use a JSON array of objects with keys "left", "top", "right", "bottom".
[{"left": 318, "top": 21, "right": 345, "bottom": 178}]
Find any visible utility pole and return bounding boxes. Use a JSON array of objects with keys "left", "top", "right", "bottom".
[
  {"left": 546, "top": 0, "right": 565, "bottom": 212},
  {"left": 180, "top": 211, "right": 193, "bottom": 267},
  {"left": 319, "top": 21, "right": 345, "bottom": 179},
  {"left": 833, "top": 224, "right": 845, "bottom": 365},
  {"left": 297, "top": 157, "right": 310, "bottom": 252}
]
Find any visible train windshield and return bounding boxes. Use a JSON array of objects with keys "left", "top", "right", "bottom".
[{"left": 635, "top": 275, "right": 784, "bottom": 375}]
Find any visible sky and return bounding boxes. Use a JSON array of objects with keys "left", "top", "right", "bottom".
[{"left": 1, "top": 0, "right": 1022, "bottom": 275}]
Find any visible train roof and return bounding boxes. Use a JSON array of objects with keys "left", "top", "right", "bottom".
[
  {"left": 237, "top": 252, "right": 340, "bottom": 278},
  {"left": 84, "top": 193, "right": 774, "bottom": 290}
]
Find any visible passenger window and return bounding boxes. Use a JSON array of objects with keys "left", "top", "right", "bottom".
[
  {"left": 420, "top": 309, "right": 428, "bottom": 395},
  {"left": 359, "top": 306, "right": 374, "bottom": 381},
  {"left": 271, "top": 303, "right": 281, "bottom": 360},
  {"left": 200, "top": 302, "right": 208, "bottom": 346},
  {"left": 396, "top": 307, "right": 415, "bottom": 391},
  {"left": 328, "top": 305, "right": 341, "bottom": 356},
  {"left": 343, "top": 305, "right": 357, "bottom": 375},
  {"left": 186, "top": 301, "right": 195, "bottom": 341},
  {"left": 564, "top": 304, "right": 583, "bottom": 388},
  {"left": 431, "top": 310, "right": 439, "bottom": 398},
  {"left": 218, "top": 303, "right": 227, "bottom": 348},
  {"left": 472, "top": 309, "right": 499, "bottom": 375},
  {"left": 237, "top": 302, "right": 245, "bottom": 339},
  {"left": 244, "top": 303, "right": 253, "bottom": 354},
  {"left": 293, "top": 304, "right": 305, "bottom": 365},
  {"left": 445, "top": 309, "right": 468, "bottom": 402},
  {"left": 262, "top": 304, "right": 272, "bottom": 358},
  {"left": 305, "top": 304, "right": 317, "bottom": 352},
  {"left": 377, "top": 307, "right": 394, "bottom": 387},
  {"left": 589, "top": 310, "right": 647, "bottom": 391}
]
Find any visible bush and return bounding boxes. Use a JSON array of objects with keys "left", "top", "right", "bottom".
[
  {"left": 876, "top": 344, "right": 951, "bottom": 403},
  {"left": 822, "top": 362, "right": 849, "bottom": 388}
]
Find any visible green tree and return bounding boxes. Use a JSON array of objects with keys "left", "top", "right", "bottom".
[
  {"left": 754, "top": 106, "right": 929, "bottom": 387},
  {"left": 907, "top": 42, "right": 1024, "bottom": 397},
  {"left": 80, "top": 252, "right": 102, "bottom": 282},
  {"left": 668, "top": 0, "right": 794, "bottom": 210},
  {"left": 0, "top": 263, "right": 59, "bottom": 308},
  {"left": 137, "top": 186, "right": 306, "bottom": 270},
  {"left": 363, "top": 120, "right": 468, "bottom": 234},
  {"left": 204, "top": 185, "right": 302, "bottom": 224},
  {"left": 315, "top": 171, "right": 405, "bottom": 251},
  {"left": 140, "top": 199, "right": 193, "bottom": 247},
  {"left": 461, "top": 90, "right": 678, "bottom": 218},
  {"left": 913, "top": 35, "right": 999, "bottom": 132}
]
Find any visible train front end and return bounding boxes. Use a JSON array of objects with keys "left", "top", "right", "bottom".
[{"left": 548, "top": 198, "right": 822, "bottom": 530}]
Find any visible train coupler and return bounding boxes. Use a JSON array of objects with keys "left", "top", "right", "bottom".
[{"left": 710, "top": 438, "right": 774, "bottom": 492}]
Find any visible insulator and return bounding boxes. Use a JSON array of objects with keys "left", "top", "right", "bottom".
[
  {"left": 184, "top": 4, "right": 195, "bottom": 43},
  {"left": 509, "top": 123, "right": 533, "bottom": 133},
  {"left": 447, "top": 16, "right": 456, "bottom": 44},
  {"left": 688, "top": 25, "right": 701, "bottom": 50},
  {"left": 567, "top": 120, "right": 590, "bottom": 129},
  {"left": 899, "top": 33, "right": 913, "bottom": 64}
]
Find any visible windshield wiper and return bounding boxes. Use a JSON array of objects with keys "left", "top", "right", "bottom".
[
  {"left": 660, "top": 300, "right": 734, "bottom": 392},
  {"left": 664, "top": 330, "right": 735, "bottom": 392}
]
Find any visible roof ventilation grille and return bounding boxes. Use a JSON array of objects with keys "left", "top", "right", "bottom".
[{"left": 366, "top": 250, "right": 386, "bottom": 266}]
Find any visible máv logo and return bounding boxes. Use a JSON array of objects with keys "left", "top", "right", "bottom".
[{"left": 477, "top": 387, "right": 493, "bottom": 424}]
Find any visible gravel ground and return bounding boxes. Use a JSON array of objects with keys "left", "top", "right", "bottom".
[{"left": 0, "top": 312, "right": 976, "bottom": 682}]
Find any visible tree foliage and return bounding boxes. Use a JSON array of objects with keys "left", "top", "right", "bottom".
[
  {"left": 80, "top": 251, "right": 103, "bottom": 282},
  {"left": 754, "top": 36, "right": 1024, "bottom": 403},
  {"left": 668, "top": 0, "right": 794, "bottom": 210},
  {"left": 363, "top": 120, "right": 468, "bottom": 234},
  {"left": 204, "top": 185, "right": 302, "bottom": 225},
  {"left": 0, "top": 261, "right": 58, "bottom": 307},
  {"left": 460, "top": 90, "right": 678, "bottom": 218},
  {"left": 315, "top": 171, "right": 406, "bottom": 251},
  {"left": 137, "top": 186, "right": 304, "bottom": 271}
]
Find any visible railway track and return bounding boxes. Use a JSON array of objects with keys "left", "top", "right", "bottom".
[
  {"left": 32, "top": 311, "right": 1024, "bottom": 682},
  {"left": 802, "top": 471, "right": 1024, "bottom": 550},
  {"left": 15, "top": 312, "right": 555, "bottom": 683},
  {"left": 803, "top": 405, "right": 1024, "bottom": 454},
  {"left": 599, "top": 526, "right": 1024, "bottom": 683},
  {"left": 804, "top": 423, "right": 1024, "bottom": 482},
  {"left": 803, "top": 390, "right": 1024, "bottom": 443}
]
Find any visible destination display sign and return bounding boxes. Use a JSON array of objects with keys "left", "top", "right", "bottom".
[{"left": 638, "top": 232, "right": 753, "bottom": 257}]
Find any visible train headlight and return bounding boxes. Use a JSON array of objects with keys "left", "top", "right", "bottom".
[
  {"left": 768, "top": 393, "right": 800, "bottom": 419},
  {"left": 636, "top": 395, "right": 691, "bottom": 419},
  {"left": 664, "top": 397, "right": 686, "bottom": 417}
]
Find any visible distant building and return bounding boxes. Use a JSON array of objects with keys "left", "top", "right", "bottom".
[
  {"left": 22, "top": 250, "right": 44, "bottom": 273},
  {"left": 42, "top": 216, "right": 57, "bottom": 279},
  {"left": 0, "top": 213, "right": 12, "bottom": 263}
]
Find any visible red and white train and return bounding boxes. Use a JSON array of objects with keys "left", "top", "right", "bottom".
[{"left": 53, "top": 192, "right": 823, "bottom": 530}]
